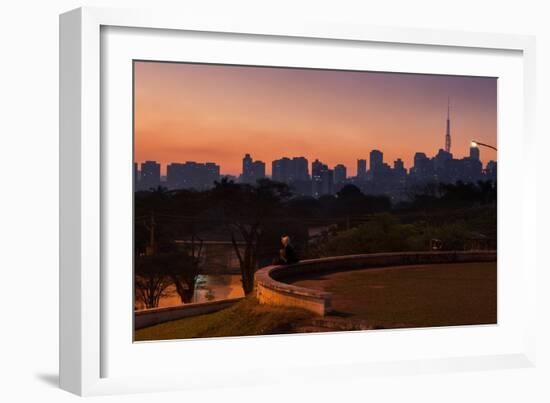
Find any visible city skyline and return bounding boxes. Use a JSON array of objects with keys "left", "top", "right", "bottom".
[
  {"left": 136, "top": 145, "right": 496, "bottom": 202},
  {"left": 134, "top": 61, "right": 497, "bottom": 176},
  {"left": 134, "top": 146, "right": 495, "bottom": 180}
]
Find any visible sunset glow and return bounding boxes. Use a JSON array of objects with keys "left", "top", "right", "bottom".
[{"left": 134, "top": 61, "right": 497, "bottom": 176}]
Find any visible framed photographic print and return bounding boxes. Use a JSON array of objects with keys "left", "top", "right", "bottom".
[{"left": 60, "top": 7, "right": 537, "bottom": 396}]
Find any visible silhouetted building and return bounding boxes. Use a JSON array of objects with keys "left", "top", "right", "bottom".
[
  {"left": 166, "top": 163, "right": 185, "bottom": 189},
  {"left": 140, "top": 161, "right": 160, "bottom": 190},
  {"left": 369, "top": 150, "right": 383, "bottom": 172},
  {"left": 393, "top": 158, "right": 406, "bottom": 180},
  {"left": 291, "top": 157, "right": 309, "bottom": 181},
  {"left": 334, "top": 164, "right": 347, "bottom": 184},
  {"left": 240, "top": 154, "right": 265, "bottom": 184},
  {"left": 271, "top": 156, "right": 311, "bottom": 195},
  {"left": 311, "top": 159, "right": 323, "bottom": 179},
  {"left": 411, "top": 152, "right": 434, "bottom": 182},
  {"left": 167, "top": 161, "right": 220, "bottom": 190},
  {"left": 272, "top": 156, "right": 309, "bottom": 183},
  {"left": 137, "top": 133, "right": 496, "bottom": 200},
  {"left": 462, "top": 156, "right": 482, "bottom": 183},
  {"left": 311, "top": 159, "right": 333, "bottom": 198},
  {"left": 459, "top": 146, "right": 483, "bottom": 183},
  {"left": 205, "top": 162, "right": 221, "bottom": 184},
  {"left": 434, "top": 149, "right": 453, "bottom": 182},
  {"left": 272, "top": 157, "right": 292, "bottom": 183},
  {"left": 486, "top": 160, "right": 497, "bottom": 182},
  {"left": 251, "top": 160, "right": 266, "bottom": 182},
  {"left": 357, "top": 159, "right": 367, "bottom": 179},
  {"left": 241, "top": 154, "right": 266, "bottom": 184},
  {"left": 470, "top": 146, "right": 480, "bottom": 161},
  {"left": 320, "top": 168, "right": 334, "bottom": 196},
  {"left": 242, "top": 154, "right": 253, "bottom": 180}
]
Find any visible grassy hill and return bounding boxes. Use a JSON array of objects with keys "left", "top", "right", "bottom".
[{"left": 134, "top": 296, "right": 315, "bottom": 341}]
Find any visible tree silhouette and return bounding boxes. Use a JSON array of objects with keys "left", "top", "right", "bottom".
[
  {"left": 135, "top": 246, "right": 204, "bottom": 308},
  {"left": 210, "top": 178, "right": 291, "bottom": 294},
  {"left": 135, "top": 255, "right": 171, "bottom": 309},
  {"left": 158, "top": 248, "right": 202, "bottom": 304}
]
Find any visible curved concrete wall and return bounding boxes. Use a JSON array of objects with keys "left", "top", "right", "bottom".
[
  {"left": 255, "top": 251, "right": 496, "bottom": 316},
  {"left": 134, "top": 297, "right": 244, "bottom": 330}
]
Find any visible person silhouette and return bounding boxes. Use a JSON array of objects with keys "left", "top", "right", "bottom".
[{"left": 275, "top": 235, "right": 298, "bottom": 265}]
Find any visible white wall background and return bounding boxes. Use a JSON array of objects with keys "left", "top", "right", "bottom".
[{"left": 0, "top": 0, "right": 548, "bottom": 402}]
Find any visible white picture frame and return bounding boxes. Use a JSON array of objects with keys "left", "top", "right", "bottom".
[{"left": 59, "top": 6, "right": 537, "bottom": 396}]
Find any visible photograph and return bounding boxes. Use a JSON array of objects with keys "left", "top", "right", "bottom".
[
  {"left": 132, "top": 60, "right": 497, "bottom": 342},
  {"left": 2, "top": 0, "right": 545, "bottom": 399}
]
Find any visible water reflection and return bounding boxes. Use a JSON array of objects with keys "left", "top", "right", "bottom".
[{"left": 135, "top": 274, "right": 244, "bottom": 310}]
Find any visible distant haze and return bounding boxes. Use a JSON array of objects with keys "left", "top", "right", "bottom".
[{"left": 134, "top": 61, "right": 497, "bottom": 176}]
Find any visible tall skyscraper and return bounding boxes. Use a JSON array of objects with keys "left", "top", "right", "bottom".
[
  {"left": 291, "top": 157, "right": 309, "bottom": 181},
  {"left": 167, "top": 163, "right": 185, "bottom": 189},
  {"left": 369, "top": 150, "right": 383, "bottom": 172},
  {"left": 251, "top": 160, "right": 266, "bottom": 183},
  {"left": 272, "top": 156, "right": 309, "bottom": 183},
  {"left": 469, "top": 145, "right": 480, "bottom": 160},
  {"left": 140, "top": 161, "right": 161, "bottom": 190},
  {"left": 445, "top": 98, "right": 452, "bottom": 153},
  {"left": 357, "top": 159, "right": 367, "bottom": 179},
  {"left": 412, "top": 152, "right": 434, "bottom": 182},
  {"left": 393, "top": 158, "right": 404, "bottom": 171},
  {"left": 241, "top": 154, "right": 265, "bottom": 184},
  {"left": 311, "top": 159, "right": 324, "bottom": 180},
  {"left": 205, "top": 162, "right": 221, "bottom": 185},
  {"left": 320, "top": 168, "right": 334, "bottom": 196},
  {"left": 334, "top": 164, "right": 347, "bottom": 184},
  {"left": 311, "top": 159, "right": 333, "bottom": 197},
  {"left": 242, "top": 154, "right": 253, "bottom": 181},
  {"left": 413, "top": 152, "right": 428, "bottom": 168},
  {"left": 434, "top": 149, "right": 453, "bottom": 182},
  {"left": 272, "top": 157, "right": 291, "bottom": 182},
  {"left": 486, "top": 160, "right": 497, "bottom": 182}
]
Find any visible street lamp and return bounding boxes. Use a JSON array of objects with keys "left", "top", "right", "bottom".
[{"left": 471, "top": 140, "right": 497, "bottom": 151}]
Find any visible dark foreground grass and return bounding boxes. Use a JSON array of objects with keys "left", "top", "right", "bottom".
[
  {"left": 136, "top": 262, "right": 496, "bottom": 341},
  {"left": 291, "top": 262, "right": 497, "bottom": 329},
  {"left": 134, "top": 295, "right": 315, "bottom": 341}
]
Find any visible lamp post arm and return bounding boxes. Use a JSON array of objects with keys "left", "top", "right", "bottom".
[{"left": 472, "top": 141, "right": 497, "bottom": 151}]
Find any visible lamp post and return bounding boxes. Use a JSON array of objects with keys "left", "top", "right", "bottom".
[{"left": 471, "top": 140, "right": 497, "bottom": 151}]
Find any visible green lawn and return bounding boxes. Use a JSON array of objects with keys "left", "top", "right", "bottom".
[
  {"left": 291, "top": 262, "right": 497, "bottom": 329},
  {"left": 136, "top": 262, "right": 496, "bottom": 341},
  {"left": 134, "top": 295, "right": 315, "bottom": 341}
]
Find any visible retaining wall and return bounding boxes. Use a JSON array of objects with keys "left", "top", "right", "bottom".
[
  {"left": 134, "top": 297, "right": 244, "bottom": 330},
  {"left": 255, "top": 251, "right": 496, "bottom": 316}
]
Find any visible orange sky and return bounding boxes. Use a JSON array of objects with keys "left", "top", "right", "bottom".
[{"left": 134, "top": 61, "right": 497, "bottom": 176}]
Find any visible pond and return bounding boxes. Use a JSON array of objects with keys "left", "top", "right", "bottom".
[{"left": 135, "top": 274, "right": 244, "bottom": 310}]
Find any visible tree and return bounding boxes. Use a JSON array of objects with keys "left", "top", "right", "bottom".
[
  {"left": 210, "top": 178, "right": 291, "bottom": 294},
  {"left": 135, "top": 246, "right": 204, "bottom": 308},
  {"left": 164, "top": 240, "right": 203, "bottom": 303},
  {"left": 135, "top": 255, "right": 172, "bottom": 309},
  {"left": 134, "top": 186, "right": 178, "bottom": 256},
  {"left": 308, "top": 213, "right": 422, "bottom": 257},
  {"left": 335, "top": 184, "right": 365, "bottom": 226}
]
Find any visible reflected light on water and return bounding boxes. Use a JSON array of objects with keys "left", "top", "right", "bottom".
[{"left": 135, "top": 274, "right": 244, "bottom": 310}]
